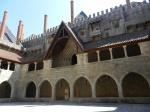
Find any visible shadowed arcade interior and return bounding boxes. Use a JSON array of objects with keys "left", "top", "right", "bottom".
[
  {"left": 26, "top": 82, "right": 36, "bottom": 98},
  {"left": 96, "top": 75, "right": 119, "bottom": 97},
  {"left": 74, "top": 77, "right": 92, "bottom": 97},
  {"left": 122, "top": 72, "right": 150, "bottom": 97},
  {"left": 56, "top": 79, "right": 70, "bottom": 100},
  {"left": 0, "top": 81, "right": 11, "bottom": 98},
  {"left": 40, "top": 80, "right": 52, "bottom": 98}
]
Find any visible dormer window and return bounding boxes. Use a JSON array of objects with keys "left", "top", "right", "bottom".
[
  {"left": 91, "top": 23, "right": 100, "bottom": 31},
  {"left": 112, "top": 20, "right": 120, "bottom": 29},
  {"left": 104, "top": 29, "right": 110, "bottom": 38},
  {"left": 78, "top": 29, "right": 85, "bottom": 36}
]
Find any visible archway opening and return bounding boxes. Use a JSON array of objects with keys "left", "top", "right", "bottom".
[
  {"left": 88, "top": 52, "right": 98, "bottom": 63},
  {"left": 40, "top": 80, "right": 52, "bottom": 98},
  {"left": 0, "top": 81, "right": 11, "bottom": 98},
  {"left": 1, "top": 61, "right": 8, "bottom": 70},
  {"left": 74, "top": 77, "right": 92, "bottom": 97},
  {"left": 100, "top": 49, "right": 111, "bottom": 61},
  {"left": 112, "top": 47, "right": 125, "bottom": 59},
  {"left": 28, "top": 63, "right": 35, "bottom": 71},
  {"left": 36, "top": 62, "right": 44, "bottom": 70},
  {"left": 56, "top": 79, "right": 70, "bottom": 100},
  {"left": 26, "top": 82, "right": 36, "bottom": 97},
  {"left": 96, "top": 75, "right": 119, "bottom": 97},
  {"left": 126, "top": 44, "right": 141, "bottom": 57},
  {"left": 122, "top": 72, "right": 150, "bottom": 97},
  {"left": 71, "top": 54, "right": 77, "bottom": 65},
  {"left": 9, "top": 63, "right": 15, "bottom": 71}
]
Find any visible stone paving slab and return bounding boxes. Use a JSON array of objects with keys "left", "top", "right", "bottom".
[{"left": 0, "top": 102, "right": 150, "bottom": 112}]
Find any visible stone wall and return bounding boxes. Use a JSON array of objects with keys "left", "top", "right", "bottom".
[{"left": 17, "top": 41, "right": 150, "bottom": 103}]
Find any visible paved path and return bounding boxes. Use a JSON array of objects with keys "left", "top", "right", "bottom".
[{"left": 0, "top": 102, "right": 150, "bottom": 112}]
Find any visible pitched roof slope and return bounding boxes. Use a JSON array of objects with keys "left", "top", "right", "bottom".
[
  {"left": 0, "top": 22, "right": 16, "bottom": 43},
  {"left": 84, "top": 29, "right": 150, "bottom": 51}
]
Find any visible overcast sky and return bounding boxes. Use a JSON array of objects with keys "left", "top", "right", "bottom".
[{"left": 0, "top": 0, "right": 146, "bottom": 38}]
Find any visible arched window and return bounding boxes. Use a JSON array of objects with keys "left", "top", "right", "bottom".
[{"left": 71, "top": 54, "right": 77, "bottom": 65}]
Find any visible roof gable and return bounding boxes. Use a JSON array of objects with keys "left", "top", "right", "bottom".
[{"left": 45, "top": 21, "right": 84, "bottom": 59}]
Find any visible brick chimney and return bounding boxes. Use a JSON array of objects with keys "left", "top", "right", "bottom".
[
  {"left": 21, "top": 24, "right": 24, "bottom": 40},
  {"left": 16, "top": 20, "right": 22, "bottom": 45},
  {"left": 126, "top": 0, "right": 131, "bottom": 9},
  {"left": 0, "top": 11, "right": 8, "bottom": 39},
  {"left": 71, "top": 0, "right": 74, "bottom": 24},
  {"left": 44, "top": 15, "right": 48, "bottom": 33}
]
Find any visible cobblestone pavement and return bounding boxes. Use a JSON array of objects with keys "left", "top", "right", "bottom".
[{"left": 0, "top": 102, "right": 150, "bottom": 112}]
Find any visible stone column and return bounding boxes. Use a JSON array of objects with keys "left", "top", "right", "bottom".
[
  {"left": 7, "top": 62, "right": 11, "bottom": 70},
  {"left": 69, "top": 84, "right": 74, "bottom": 101},
  {"left": 92, "top": 85, "right": 96, "bottom": 98},
  {"left": 96, "top": 51, "right": 100, "bottom": 61},
  {"left": 36, "top": 86, "right": 39, "bottom": 98},
  {"left": 109, "top": 48, "right": 113, "bottom": 59},
  {"left": 34, "top": 62, "right": 37, "bottom": 71},
  {"left": 123, "top": 45, "right": 127, "bottom": 57},
  {"left": 118, "top": 84, "right": 123, "bottom": 98},
  {"left": 0, "top": 11, "right": 8, "bottom": 39},
  {"left": 51, "top": 85, "right": 55, "bottom": 101}
]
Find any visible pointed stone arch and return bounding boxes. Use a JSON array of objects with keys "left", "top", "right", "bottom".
[
  {"left": 74, "top": 77, "right": 92, "bottom": 97},
  {"left": 122, "top": 72, "right": 150, "bottom": 97},
  {"left": 55, "top": 79, "right": 70, "bottom": 100},
  {"left": 0, "top": 81, "right": 11, "bottom": 98},
  {"left": 26, "top": 81, "right": 36, "bottom": 98},
  {"left": 96, "top": 75, "right": 119, "bottom": 97},
  {"left": 39, "top": 80, "right": 52, "bottom": 98}
]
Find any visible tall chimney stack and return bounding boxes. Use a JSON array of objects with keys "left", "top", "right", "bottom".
[
  {"left": 0, "top": 11, "right": 8, "bottom": 39},
  {"left": 16, "top": 20, "right": 22, "bottom": 45},
  {"left": 126, "top": 0, "right": 131, "bottom": 9},
  {"left": 71, "top": 0, "right": 74, "bottom": 24},
  {"left": 44, "top": 15, "right": 48, "bottom": 33},
  {"left": 21, "top": 24, "right": 24, "bottom": 41}
]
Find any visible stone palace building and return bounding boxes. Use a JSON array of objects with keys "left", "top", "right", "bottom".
[{"left": 0, "top": 0, "right": 150, "bottom": 103}]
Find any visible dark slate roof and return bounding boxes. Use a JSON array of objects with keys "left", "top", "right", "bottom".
[
  {"left": 0, "top": 22, "right": 16, "bottom": 43},
  {"left": 84, "top": 29, "right": 150, "bottom": 51},
  {"left": 22, "top": 53, "right": 45, "bottom": 63}
]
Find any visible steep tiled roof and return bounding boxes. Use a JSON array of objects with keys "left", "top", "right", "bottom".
[
  {"left": 0, "top": 49, "right": 22, "bottom": 63},
  {"left": 0, "top": 22, "right": 16, "bottom": 43},
  {"left": 84, "top": 29, "right": 150, "bottom": 51}
]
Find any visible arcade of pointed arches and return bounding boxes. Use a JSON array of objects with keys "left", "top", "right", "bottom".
[
  {"left": 22, "top": 72, "right": 150, "bottom": 100},
  {"left": 0, "top": 72, "right": 149, "bottom": 100}
]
